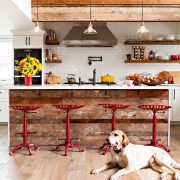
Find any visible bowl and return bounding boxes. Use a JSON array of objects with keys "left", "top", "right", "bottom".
[
  {"left": 166, "top": 35, "right": 175, "bottom": 41},
  {"left": 156, "top": 37, "right": 163, "bottom": 41},
  {"left": 125, "top": 80, "right": 134, "bottom": 86},
  {"left": 157, "top": 56, "right": 169, "bottom": 60},
  {"left": 171, "top": 55, "right": 180, "bottom": 60},
  {"left": 176, "top": 35, "right": 180, "bottom": 40}
]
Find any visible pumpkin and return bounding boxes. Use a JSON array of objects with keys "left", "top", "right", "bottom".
[{"left": 47, "top": 75, "right": 62, "bottom": 84}]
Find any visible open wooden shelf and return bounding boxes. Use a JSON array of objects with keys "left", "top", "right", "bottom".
[
  {"left": 45, "top": 60, "right": 62, "bottom": 63},
  {"left": 45, "top": 40, "right": 59, "bottom": 45},
  {"left": 124, "top": 40, "right": 180, "bottom": 45},
  {"left": 125, "top": 60, "right": 180, "bottom": 63}
]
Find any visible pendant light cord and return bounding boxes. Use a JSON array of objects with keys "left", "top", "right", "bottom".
[
  {"left": 37, "top": 0, "right": 39, "bottom": 22},
  {"left": 90, "top": 0, "right": 92, "bottom": 22},
  {"left": 142, "top": 0, "right": 144, "bottom": 22}
]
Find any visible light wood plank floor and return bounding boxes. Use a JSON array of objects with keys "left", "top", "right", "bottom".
[{"left": 0, "top": 125, "right": 180, "bottom": 180}]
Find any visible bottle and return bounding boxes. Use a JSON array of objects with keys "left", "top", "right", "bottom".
[{"left": 171, "top": 76, "right": 174, "bottom": 84}]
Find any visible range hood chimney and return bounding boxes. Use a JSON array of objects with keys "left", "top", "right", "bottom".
[{"left": 63, "top": 24, "right": 117, "bottom": 47}]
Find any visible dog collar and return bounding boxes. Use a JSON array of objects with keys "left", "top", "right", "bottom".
[{"left": 113, "top": 147, "right": 125, "bottom": 154}]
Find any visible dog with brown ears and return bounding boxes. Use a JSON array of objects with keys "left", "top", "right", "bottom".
[{"left": 92, "top": 130, "right": 180, "bottom": 180}]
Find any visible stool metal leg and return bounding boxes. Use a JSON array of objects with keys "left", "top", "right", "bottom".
[
  {"left": 100, "top": 110, "right": 117, "bottom": 155},
  {"left": 9, "top": 144, "right": 23, "bottom": 156},
  {"left": 152, "top": 112, "right": 157, "bottom": 145},
  {"left": 112, "top": 110, "right": 116, "bottom": 131},
  {"left": 66, "top": 110, "right": 70, "bottom": 145},
  {"left": 10, "top": 112, "right": 39, "bottom": 156},
  {"left": 23, "top": 112, "right": 28, "bottom": 147},
  {"left": 102, "top": 145, "right": 111, "bottom": 155},
  {"left": 142, "top": 111, "right": 170, "bottom": 152},
  {"left": 53, "top": 109, "right": 84, "bottom": 156}
]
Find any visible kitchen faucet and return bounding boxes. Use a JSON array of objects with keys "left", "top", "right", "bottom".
[{"left": 89, "top": 69, "right": 96, "bottom": 85}]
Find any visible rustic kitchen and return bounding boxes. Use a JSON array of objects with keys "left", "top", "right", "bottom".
[{"left": 0, "top": 0, "right": 180, "bottom": 180}]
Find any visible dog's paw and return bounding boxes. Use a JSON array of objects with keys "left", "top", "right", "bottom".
[
  {"left": 110, "top": 174, "right": 119, "bottom": 180},
  {"left": 160, "top": 172, "right": 167, "bottom": 180},
  {"left": 175, "top": 171, "right": 180, "bottom": 180},
  {"left": 91, "top": 168, "right": 103, "bottom": 174}
]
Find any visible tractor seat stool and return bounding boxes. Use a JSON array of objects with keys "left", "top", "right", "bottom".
[
  {"left": 98, "top": 104, "right": 130, "bottom": 155},
  {"left": 52, "top": 104, "right": 85, "bottom": 156},
  {"left": 10, "top": 105, "right": 41, "bottom": 156},
  {"left": 138, "top": 104, "right": 171, "bottom": 152}
]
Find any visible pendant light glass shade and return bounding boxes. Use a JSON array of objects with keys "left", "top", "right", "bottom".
[
  {"left": 32, "top": 21, "right": 43, "bottom": 32},
  {"left": 136, "top": 22, "right": 149, "bottom": 34},
  {"left": 84, "top": 0, "right": 97, "bottom": 35},
  {"left": 136, "top": 0, "right": 149, "bottom": 34},
  {"left": 32, "top": 0, "right": 43, "bottom": 32},
  {"left": 84, "top": 22, "right": 97, "bottom": 34}
]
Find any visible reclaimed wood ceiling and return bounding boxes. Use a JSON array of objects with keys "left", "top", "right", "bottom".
[
  {"left": 31, "top": 0, "right": 180, "bottom": 5},
  {"left": 31, "top": 0, "right": 180, "bottom": 22}
]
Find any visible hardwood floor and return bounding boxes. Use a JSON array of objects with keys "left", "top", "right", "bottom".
[{"left": 0, "top": 125, "right": 179, "bottom": 180}]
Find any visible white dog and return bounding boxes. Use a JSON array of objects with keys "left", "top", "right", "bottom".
[{"left": 92, "top": 130, "right": 180, "bottom": 180}]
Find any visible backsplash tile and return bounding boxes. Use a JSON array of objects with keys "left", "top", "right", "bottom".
[{"left": 45, "top": 43, "right": 180, "bottom": 82}]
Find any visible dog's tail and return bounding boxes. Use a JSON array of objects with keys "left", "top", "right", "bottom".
[{"left": 172, "top": 159, "right": 180, "bottom": 169}]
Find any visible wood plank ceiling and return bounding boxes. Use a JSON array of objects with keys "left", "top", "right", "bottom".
[
  {"left": 31, "top": 0, "right": 180, "bottom": 5},
  {"left": 31, "top": 0, "right": 180, "bottom": 22}
]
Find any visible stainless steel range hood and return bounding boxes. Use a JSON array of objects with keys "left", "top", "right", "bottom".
[{"left": 63, "top": 25, "right": 117, "bottom": 47}]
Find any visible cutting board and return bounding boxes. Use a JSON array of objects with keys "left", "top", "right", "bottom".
[{"left": 169, "top": 71, "right": 180, "bottom": 84}]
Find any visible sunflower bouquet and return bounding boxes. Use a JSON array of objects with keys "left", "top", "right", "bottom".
[{"left": 16, "top": 55, "right": 43, "bottom": 77}]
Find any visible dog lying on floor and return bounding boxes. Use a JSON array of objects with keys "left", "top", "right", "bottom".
[{"left": 92, "top": 130, "right": 180, "bottom": 180}]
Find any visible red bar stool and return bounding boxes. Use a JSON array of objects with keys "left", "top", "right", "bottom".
[
  {"left": 52, "top": 104, "right": 85, "bottom": 156},
  {"left": 10, "top": 105, "right": 41, "bottom": 156},
  {"left": 138, "top": 104, "right": 171, "bottom": 152},
  {"left": 98, "top": 104, "right": 130, "bottom": 155}
]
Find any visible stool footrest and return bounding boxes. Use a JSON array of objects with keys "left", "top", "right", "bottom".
[
  {"left": 28, "top": 132, "right": 36, "bottom": 134},
  {"left": 16, "top": 132, "right": 36, "bottom": 136},
  {"left": 140, "top": 138, "right": 161, "bottom": 142},
  {"left": 17, "top": 132, "right": 23, "bottom": 135},
  {"left": 58, "top": 138, "right": 79, "bottom": 141}
]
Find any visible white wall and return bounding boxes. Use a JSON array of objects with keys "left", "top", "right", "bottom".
[
  {"left": 0, "top": 39, "right": 13, "bottom": 84},
  {"left": 12, "top": 0, "right": 32, "bottom": 20},
  {"left": 44, "top": 22, "right": 180, "bottom": 82},
  {"left": 0, "top": 0, "right": 33, "bottom": 35}
]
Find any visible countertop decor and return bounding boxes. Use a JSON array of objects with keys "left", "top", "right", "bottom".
[{"left": 15, "top": 55, "right": 43, "bottom": 86}]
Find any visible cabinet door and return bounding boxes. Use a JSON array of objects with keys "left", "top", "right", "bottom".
[
  {"left": 0, "top": 90, "right": 9, "bottom": 99},
  {"left": 13, "top": 36, "right": 28, "bottom": 48},
  {"left": 14, "top": 35, "right": 43, "bottom": 49},
  {"left": 28, "top": 36, "right": 43, "bottom": 48},
  {"left": 0, "top": 101, "right": 9, "bottom": 123},
  {"left": 172, "top": 90, "right": 180, "bottom": 121}
]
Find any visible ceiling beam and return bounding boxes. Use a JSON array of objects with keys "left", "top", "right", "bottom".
[
  {"left": 32, "top": 6, "right": 180, "bottom": 22},
  {"left": 31, "top": 0, "right": 180, "bottom": 5}
]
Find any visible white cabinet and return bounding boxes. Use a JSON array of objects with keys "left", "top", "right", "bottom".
[
  {"left": 13, "top": 35, "right": 43, "bottom": 49},
  {"left": 172, "top": 89, "right": 180, "bottom": 121},
  {"left": 0, "top": 89, "right": 9, "bottom": 123},
  {"left": 28, "top": 36, "right": 43, "bottom": 48}
]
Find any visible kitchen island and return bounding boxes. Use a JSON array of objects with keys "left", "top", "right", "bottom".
[{"left": 9, "top": 85, "right": 177, "bottom": 149}]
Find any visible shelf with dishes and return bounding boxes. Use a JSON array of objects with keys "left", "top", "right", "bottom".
[
  {"left": 45, "top": 60, "right": 62, "bottom": 63},
  {"left": 125, "top": 59, "right": 180, "bottom": 63},
  {"left": 124, "top": 40, "right": 180, "bottom": 45},
  {"left": 45, "top": 29, "right": 59, "bottom": 45},
  {"left": 125, "top": 45, "right": 180, "bottom": 64}
]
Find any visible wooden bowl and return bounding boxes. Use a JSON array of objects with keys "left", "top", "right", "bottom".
[{"left": 142, "top": 81, "right": 162, "bottom": 86}]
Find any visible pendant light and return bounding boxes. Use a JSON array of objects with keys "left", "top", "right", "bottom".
[
  {"left": 32, "top": 0, "right": 43, "bottom": 32},
  {"left": 84, "top": 0, "right": 97, "bottom": 34},
  {"left": 136, "top": 0, "right": 149, "bottom": 34}
]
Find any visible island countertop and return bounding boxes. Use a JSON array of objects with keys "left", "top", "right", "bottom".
[{"left": 2, "top": 84, "right": 180, "bottom": 90}]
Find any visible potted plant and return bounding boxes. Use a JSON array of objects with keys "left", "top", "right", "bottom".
[{"left": 16, "top": 55, "right": 43, "bottom": 86}]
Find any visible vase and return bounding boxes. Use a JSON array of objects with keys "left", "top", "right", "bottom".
[{"left": 25, "top": 76, "right": 32, "bottom": 86}]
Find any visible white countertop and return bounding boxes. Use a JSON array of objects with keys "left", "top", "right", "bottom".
[{"left": 1, "top": 84, "right": 180, "bottom": 90}]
